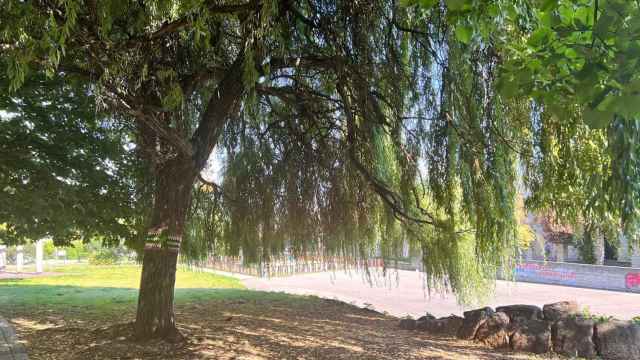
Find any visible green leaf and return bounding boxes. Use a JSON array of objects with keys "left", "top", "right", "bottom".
[
  {"left": 528, "top": 28, "right": 549, "bottom": 47},
  {"left": 594, "top": 13, "right": 615, "bottom": 38},
  {"left": 540, "top": 0, "right": 559, "bottom": 11},
  {"left": 497, "top": 75, "right": 519, "bottom": 98},
  {"left": 445, "top": 0, "right": 471, "bottom": 11},
  {"left": 617, "top": 96, "right": 640, "bottom": 118},
  {"left": 418, "top": 0, "right": 438, "bottom": 7},
  {"left": 583, "top": 107, "right": 614, "bottom": 129},
  {"left": 399, "top": 0, "right": 417, "bottom": 7},
  {"left": 455, "top": 25, "right": 472, "bottom": 44}
]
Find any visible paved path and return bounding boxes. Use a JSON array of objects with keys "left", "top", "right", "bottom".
[
  {"left": 243, "top": 269, "right": 640, "bottom": 320},
  {"left": 0, "top": 318, "right": 27, "bottom": 360}
]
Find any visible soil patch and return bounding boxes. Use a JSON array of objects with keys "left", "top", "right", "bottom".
[{"left": 4, "top": 296, "right": 563, "bottom": 359}]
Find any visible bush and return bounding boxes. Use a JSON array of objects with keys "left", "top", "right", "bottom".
[
  {"left": 633, "top": 316, "right": 640, "bottom": 325},
  {"left": 88, "top": 248, "right": 122, "bottom": 265},
  {"left": 579, "top": 307, "right": 614, "bottom": 323},
  {"left": 65, "top": 240, "right": 90, "bottom": 260},
  {"left": 43, "top": 239, "right": 56, "bottom": 258}
]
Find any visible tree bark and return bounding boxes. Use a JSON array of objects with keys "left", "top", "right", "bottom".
[
  {"left": 134, "top": 158, "right": 196, "bottom": 341},
  {"left": 133, "top": 54, "right": 244, "bottom": 341},
  {"left": 135, "top": 248, "right": 181, "bottom": 340}
]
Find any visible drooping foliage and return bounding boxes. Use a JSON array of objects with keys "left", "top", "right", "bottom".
[
  {"left": 185, "top": 1, "right": 526, "bottom": 297},
  {"left": 1, "top": 0, "right": 639, "bottom": 303},
  {"left": 410, "top": 0, "right": 640, "bottom": 251}
]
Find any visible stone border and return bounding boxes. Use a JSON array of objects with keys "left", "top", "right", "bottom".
[
  {"left": 0, "top": 318, "right": 28, "bottom": 360},
  {"left": 399, "top": 301, "right": 640, "bottom": 359}
]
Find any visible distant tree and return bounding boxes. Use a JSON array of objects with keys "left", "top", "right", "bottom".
[
  {"left": 0, "top": 75, "right": 143, "bottom": 247},
  {"left": 1, "top": 0, "right": 638, "bottom": 342}
]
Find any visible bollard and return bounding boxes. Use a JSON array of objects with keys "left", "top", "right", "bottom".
[
  {"left": 16, "top": 245, "right": 24, "bottom": 272},
  {"left": 632, "top": 246, "right": 640, "bottom": 269},
  {"left": 36, "top": 239, "right": 44, "bottom": 273},
  {"left": 0, "top": 245, "right": 6, "bottom": 270}
]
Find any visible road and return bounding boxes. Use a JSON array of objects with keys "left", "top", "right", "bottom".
[{"left": 242, "top": 269, "right": 640, "bottom": 320}]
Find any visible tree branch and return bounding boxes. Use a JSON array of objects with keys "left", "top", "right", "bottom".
[
  {"left": 127, "top": 0, "right": 261, "bottom": 46},
  {"left": 336, "top": 81, "right": 437, "bottom": 227},
  {"left": 191, "top": 54, "right": 246, "bottom": 171}
]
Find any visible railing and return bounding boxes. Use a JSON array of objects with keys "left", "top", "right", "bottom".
[{"left": 206, "top": 256, "right": 385, "bottom": 277}]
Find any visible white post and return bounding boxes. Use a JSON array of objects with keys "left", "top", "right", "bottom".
[
  {"left": 555, "top": 243, "right": 567, "bottom": 262},
  {"left": 0, "top": 245, "right": 6, "bottom": 270},
  {"left": 618, "top": 233, "right": 630, "bottom": 262},
  {"left": 527, "top": 215, "right": 547, "bottom": 261},
  {"left": 16, "top": 245, "right": 24, "bottom": 272},
  {"left": 36, "top": 240, "right": 44, "bottom": 273},
  {"left": 632, "top": 246, "right": 640, "bottom": 269},
  {"left": 592, "top": 229, "right": 605, "bottom": 265}
]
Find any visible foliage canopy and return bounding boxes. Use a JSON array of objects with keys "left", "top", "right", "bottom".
[
  {"left": 1, "top": 0, "right": 639, "bottom": 301},
  {"left": 0, "top": 75, "right": 142, "bottom": 246}
]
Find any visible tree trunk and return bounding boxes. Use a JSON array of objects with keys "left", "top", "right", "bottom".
[
  {"left": 134, "top": 158, "right": 196, "bottom": 341},
  {"left": 135, "top": 248, "right": 181, "bottom": 340}
]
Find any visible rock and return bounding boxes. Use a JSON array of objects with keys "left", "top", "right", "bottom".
[
  {"left": 552, "top": 316, "right": 596, "bottom": 358},
  {"left": 399, "top": 318, "right": 417, "bottom": 330},
  {"left": 417, "top": 313, "right": 436, "bottom": 322},
  {"left": 595, "top": 320, "right": 640, "bottom": 360},
  {"left": 496, "top": 304, "right": 543, "bottom": 322},
  {"left": 475, "top": 312, "right": 511, "bottom": 349},
  {"left": 510, "top": 319, "right": 552, "bottom": 354},
  {"left": 458, "top": 307, "right": 494, "bottom": 340},
  {"left": 416, "top": 315, "right": 464, "bottom": 337},
  {"left": 543, "top": 301, "right": 578, "bottom": 322}
]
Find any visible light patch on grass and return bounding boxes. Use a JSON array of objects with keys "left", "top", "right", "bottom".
[{"left": 0, "top": 264, "right": 244, "bottom": 314}]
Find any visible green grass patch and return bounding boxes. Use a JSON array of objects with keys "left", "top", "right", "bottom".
[{"left": 0, "top": 264, "right": 245, "bottom": 314}]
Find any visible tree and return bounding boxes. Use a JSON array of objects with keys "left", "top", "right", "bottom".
[
  {"left": 2, "top": 0, "right": 638, "bottom": 342},
  {"left": 407, "top": 0, "right": 640, "bottom": 240},
  {"left": 0, "top": 74, "right": 143, "bottom": 247}
]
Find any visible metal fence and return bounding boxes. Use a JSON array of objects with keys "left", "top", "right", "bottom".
[{"left": 206, "top": 256, "right": 385, "bottom": 277}]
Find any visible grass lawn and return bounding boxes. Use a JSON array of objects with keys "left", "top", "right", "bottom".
[
  {"left": 0, "top": 265, "right": 563, "bottom": 359},
  {"left": 0, "top": 264, "right": 244, "bottom": 314}
]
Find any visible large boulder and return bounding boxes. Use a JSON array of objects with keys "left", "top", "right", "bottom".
[
  {"left": 399, "top": 318, "right": 417, "bottom": 330},
  {"left": 552, "top": 316, "right": 596, "bottom": 358},
  {"left": 475, "top": 312, "right": 511, "bottom": 349},
  {"left": 416, "top": 315, "right": 464, "bottom": 337},
  {"left": 595, "top": 320, "right": 640, "bottom": 360},
  {"left": 543, "top": 301, "right": 578, "bottom": 322},
  {"left": 458, "top": 307, "right": 494, "bottom": 340},
  {"left": 416, "top": 313, "right": 436, "bottom": 322},
  {"left": 510, "top": 319, "right": 552, "bottom": 354},
  {"left": 496, "top": 304, "right": 543, "bottom": 323}
]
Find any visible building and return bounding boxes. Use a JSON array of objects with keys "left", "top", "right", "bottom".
[{"left": 524, "top": 214, "right": 640, "bottom": 268}]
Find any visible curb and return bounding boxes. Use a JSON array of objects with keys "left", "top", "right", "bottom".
[{"left": 0, "top": 318, "right": 28, "bottom": 360}]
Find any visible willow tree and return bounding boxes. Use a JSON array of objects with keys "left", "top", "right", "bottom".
[{"left": 2, "top": 0, "right": 639, "bottom": 341}]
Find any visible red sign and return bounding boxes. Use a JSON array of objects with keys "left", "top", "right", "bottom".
[{"left": 625, "top": 273, "right": 640, "bottom": 289}]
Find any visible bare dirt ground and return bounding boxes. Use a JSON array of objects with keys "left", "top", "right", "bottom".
[{"left": 5, "top": 296, "right": 562, "bottom": 360}]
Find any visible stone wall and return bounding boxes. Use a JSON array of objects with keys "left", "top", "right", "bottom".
[
  {"left": 511, "top": 260, "right": 640, "bottom": 293},
  {"left": 399, "top": 301, "right": 640, "bottom": 359}
]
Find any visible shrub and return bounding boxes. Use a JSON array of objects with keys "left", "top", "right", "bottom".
[
  {"left": 579, "top": 307, "right": 614, "bottom": 323},
  {"left": 43, "top": 239, "right": 56, "bottom": 258},
  {"left": 88, "top": 248, "right": 121, "bottom": 265},
  {"left": 65, "top": 240, "right": 90, "bottom": 261}
]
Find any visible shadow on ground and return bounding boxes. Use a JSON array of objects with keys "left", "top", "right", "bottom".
[{"left": 1, "top": 287, "right": 560, "bottom": 359}]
